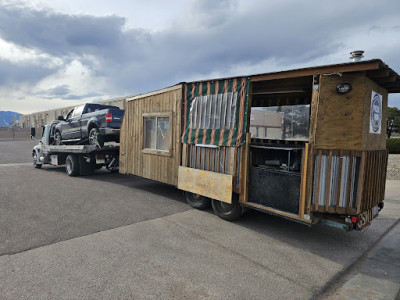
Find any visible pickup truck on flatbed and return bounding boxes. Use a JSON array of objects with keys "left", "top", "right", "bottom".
[
  {"left": 54, "top": 103, "right": 124, "bottom": 147},
  {"left": 33, "top": 122, "right": 119, "bottom": 176}
]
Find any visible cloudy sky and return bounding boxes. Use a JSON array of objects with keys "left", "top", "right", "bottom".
[{"left": 0, "top": 0, "right": 399, "bottom": 114}]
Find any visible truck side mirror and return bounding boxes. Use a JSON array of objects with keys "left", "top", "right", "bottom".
[{"left": 58, "top": 116, "right": 65, "bottom": 121}]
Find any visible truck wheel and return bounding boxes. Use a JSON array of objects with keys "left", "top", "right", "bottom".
[
  {"left": 32, "top": 152, "right": 42, "bottom": 169},
  {"left": 54, "top": 131, "right": 62, "bottom": 145},
  {"left": 89, "top": 127, "right": 104, "bottom": 148},
  {"left": 185, "top": 192, "right": 211, "bottom": 210},
  {"left": 212, "top": 197, "right": 242, "bottom": 221},
  {"left": 65, "top": 154, "right": 79, "bottom": 176}
]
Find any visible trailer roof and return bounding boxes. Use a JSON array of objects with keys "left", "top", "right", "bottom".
[
  {"left": 126, "top": 84, "right": 182, "bottom": 102},
  {"left": 187, "top": 59, "right": 400, "bottom": 93}
]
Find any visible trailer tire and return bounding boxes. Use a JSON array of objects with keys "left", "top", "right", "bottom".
[
  {"left": 65, "top": 154, "right": 79, "bottom": 176},
  {"left": 185, "top": 192, "right": 211, "bottom": 210},
  {"left": 212, "top": 197, "right": 242, "bottom": 221},
  {"left": 32, "top": 152, "right": 42, "bottom": 169}
]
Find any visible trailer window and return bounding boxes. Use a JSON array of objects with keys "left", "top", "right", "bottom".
[
  {"left": 189, "top": 92, "right": 238, "bottom": 130},
  {"left": 250, "top": 105, "right": 310, "bottom": 141},
  {"left": 143, "top": 115, "right": 170, "bottom": 152}
]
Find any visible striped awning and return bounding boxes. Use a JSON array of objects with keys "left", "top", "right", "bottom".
[{"left": 182, "top": 77, "right": 250, "bottom": 147}]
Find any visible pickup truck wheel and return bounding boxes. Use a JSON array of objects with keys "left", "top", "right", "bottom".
[
  {"left": 185, "top": 192, "right": 211, "bottom": 210},
  {"left": 89, "top": 127, "right": 104, "bottom": 148},
  {"left": 65, "top": 154, "right": 79, "bottom": 176},
  {"left": 32, "top": 152, "right": 42, "bottom": 169},
  {"left": 54, "top": 131, "right": 62, "bottom": 145},
  {"left": 211, "top": 197, "right": 242, "bottom": 221}
]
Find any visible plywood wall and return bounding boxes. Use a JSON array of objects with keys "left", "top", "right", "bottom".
[
  {"left": 315, "top": 73, "right": 365, "bottom": 150},
  {"left": 119, "top": 85, "right": 183, "bottom": 186},
  {"left": 314, "top": 73, "right": 388, "bottom": 151}
]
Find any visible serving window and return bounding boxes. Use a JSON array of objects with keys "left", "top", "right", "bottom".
[
  {"left": 143, "top": 112, "right": 172, "bottom": 155},
  {"left": 250, "top": 105, "right": 310, "bottom": 141}
]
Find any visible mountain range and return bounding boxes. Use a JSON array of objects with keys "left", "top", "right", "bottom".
[{"left": 0, "top": 111, "right": 22, "bottom": 127}]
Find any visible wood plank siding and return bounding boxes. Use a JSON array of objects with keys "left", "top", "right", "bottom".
[
  {"left": 119, "top": 85, "right": 183, "bottom": 186},
  {"left": 314, "top": 73, "right": 388, "bottom": 150}
]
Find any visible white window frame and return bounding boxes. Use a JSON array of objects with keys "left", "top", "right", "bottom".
[{"left": 142, "top": 112, "right": 172, "bottom": 156}]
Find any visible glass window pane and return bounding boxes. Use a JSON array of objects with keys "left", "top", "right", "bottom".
[
  {"left": 157, "top": 117, "right": 170, "bottom": 151},
  {"left": 250, "top": 105, "right": 310, "bottom": 141},
  {"left": 73, "top": 106, "right": 84, "bottom": 117},
  {"left": 144, "top": 117, "right": 156, "bottom": 149},
  {"left": 189, "top": 92, "right": 238, "bottom": 130}
]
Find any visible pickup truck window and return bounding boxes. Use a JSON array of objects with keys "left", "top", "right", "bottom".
[
  {"left": 65, "top": 109, "right": 74, "bottom": 121},
  {"left": 72, "top": 106, "right": 84, "bottom": 118},
  {"left": 85, "top": 104, "right": 119, "bottom": 113}
]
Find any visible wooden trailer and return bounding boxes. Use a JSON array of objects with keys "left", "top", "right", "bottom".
[{"left": 119, "top": 59, "right": 400, "bottom": 230}]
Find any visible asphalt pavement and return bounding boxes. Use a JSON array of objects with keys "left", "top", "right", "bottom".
[{"left": 0, "top": 139, "right": 399, "bottom": 299}]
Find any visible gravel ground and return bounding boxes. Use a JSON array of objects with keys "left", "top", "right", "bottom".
[{"left": 387, "top": 154, "right": 400, "bottom": 180}]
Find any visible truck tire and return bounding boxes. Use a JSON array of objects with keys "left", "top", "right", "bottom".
[
  {"left": 211, "top": 197, "right": 242, "bottom": 221},
  {"left": 89, "top": 127, "right": 104, "bottom": 148},
  {"left": 32, "top": 152, "right": 42, "bottom": 169},
  {"left": 65, "top": 154, "right": 79, "bottom": 176},
  {"left": 185, "top": 192, "right": 211, "bottom": 210},
  {"left": 54, "top": 131, "right": 62, "bottom": 145}
]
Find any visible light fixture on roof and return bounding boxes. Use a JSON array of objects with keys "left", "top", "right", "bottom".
[{"left": 350, "top": 50, "right": 364, "bottom": 62}]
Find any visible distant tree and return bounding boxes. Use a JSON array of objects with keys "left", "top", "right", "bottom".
[{"left": 387, "top": 107, "right": 400, "bottom": 138}]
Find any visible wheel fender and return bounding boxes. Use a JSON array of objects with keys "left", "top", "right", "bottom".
[
  {"left": 32, "top": 148, "right": 42, "bottom": 165},
  {"left": 87, "top": 118, "right": 99, "bottom": 136},
  {"left": 33, "top": 146, "right": 41, "bottom": 159},
  {"left": 54, "top": 123, "right": 63, "bottom": 135}
]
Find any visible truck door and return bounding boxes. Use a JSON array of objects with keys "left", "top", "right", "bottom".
[
  {"left": 69, "top": 105, "right": 84, "bottom": 139},
  {"left": 61, "top": 108, "right": 75, "bottom": 139}
]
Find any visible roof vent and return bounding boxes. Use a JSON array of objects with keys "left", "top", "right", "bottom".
[{"left": 350, "top": 50, "right": 364, "bottom": 62}]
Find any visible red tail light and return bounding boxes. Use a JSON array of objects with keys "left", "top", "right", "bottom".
[
  {"left": 351, "top": 216, "right": 359, "bottom": 223},
  {"left": 106, "top": 113, "right": 112, "bottom": 123}
]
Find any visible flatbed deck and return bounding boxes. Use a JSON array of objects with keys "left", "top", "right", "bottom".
[{"left": 42, "top": 144, "right": 119, "bottom": 154}]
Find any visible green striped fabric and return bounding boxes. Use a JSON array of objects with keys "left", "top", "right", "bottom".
[{"left": 182, "top": 77, "right": 250, "bottom": 147}]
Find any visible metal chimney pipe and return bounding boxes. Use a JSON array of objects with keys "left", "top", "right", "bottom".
[{"left": 350, "top": 50, "right": 364, "bottom": 62}]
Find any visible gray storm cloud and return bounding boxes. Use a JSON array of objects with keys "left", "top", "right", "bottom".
[{"left": 0, "top": 0, "right": 399, "bottom": 108}]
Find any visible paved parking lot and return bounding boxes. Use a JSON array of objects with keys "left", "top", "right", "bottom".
[{"left": 0, "top": 140, "right": 399, "bottom": 299}]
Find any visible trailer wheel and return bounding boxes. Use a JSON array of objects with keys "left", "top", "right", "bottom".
[
  {"left": 32, "top": 152, "right": 42, "bottom": 169},
  {"left": 212, "top": 197, "right": 242, "bottom": 221},
  {"left": 185, "top": 192, "right": 211, "bottom": 210},
  {"left": 65, "top": 154, "right": 79, "bottom": 176}
]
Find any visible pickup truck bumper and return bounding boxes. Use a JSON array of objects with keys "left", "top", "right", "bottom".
[{"left": 100, "top": 128, "right": 120, "bottom": 136}]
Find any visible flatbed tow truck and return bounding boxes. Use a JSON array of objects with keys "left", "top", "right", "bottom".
[{"left": 32, "top": 122, "right": 119, "bottom": 176}]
